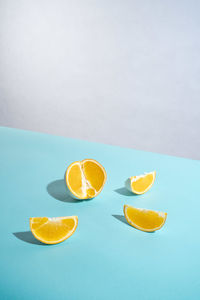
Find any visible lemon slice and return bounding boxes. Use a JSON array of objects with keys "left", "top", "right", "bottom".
[
  {"left": 65, "top": 159, "right": 107, "bottom": 199},
  {"left": 30, "top": 216, "right": 78, "bottom": 244},
  {"left": 125, "top": 171, "right": 156, "bottom": 194},
  {"left": 124, "top": 204, "right": 167, "bottom": 232}
]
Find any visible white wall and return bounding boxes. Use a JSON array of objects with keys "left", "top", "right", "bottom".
[{"left": 0, "top": 0, "right": 200, "bottom": 159}]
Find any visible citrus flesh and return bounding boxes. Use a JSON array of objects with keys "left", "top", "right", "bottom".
[
  {"left": 124, "top": 204, "right": 167, "bottom": 232},
  {"left": 125, "top": 171, "right": 156, "bottom": 194},
  {"left": 30, "top": 216, "right": 78, "bottom": 244},
  {"left": 65, "top": 159, "right": 106, "bottom": 199}
]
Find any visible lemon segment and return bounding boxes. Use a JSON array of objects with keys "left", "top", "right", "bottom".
[
  {"left": 30, "top": 216, "right": 78, "bottom": 244},
  {"left": 125, "top": 171, "right": 156, "bottom": 194},
  {"left": 124, "top": 204, "right": 167, "bottom": 232},
  {"left": 65, "top": 159, "right": 106, "bottom": 200}
]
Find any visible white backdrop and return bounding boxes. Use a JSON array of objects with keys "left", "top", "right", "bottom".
[{"left": 0, "top": 0, "right": 200, "bottom": 159}]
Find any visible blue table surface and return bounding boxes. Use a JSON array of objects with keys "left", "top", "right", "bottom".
[{"left": 0, "top": 126, "right": 200, "bottom": 300}]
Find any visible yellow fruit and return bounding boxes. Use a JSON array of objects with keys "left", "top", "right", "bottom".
[
  {"left": 65, "top": 159, "right": 107, "bottom": 199},
  {"left": 30, "top": 216, "right": 78, "bottom": 244},
  {"left": 125, "top": 171, "right": 156, "bottom": 194},
  {"left": 124, "top": 204, "right": 167, "bottom": 232}
]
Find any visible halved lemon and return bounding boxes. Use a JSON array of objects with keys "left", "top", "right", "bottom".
[
  {"left": 124, "top": 204, "right": 167, "bottom": 232},
  {"left": 125, "top": 171, "right": 156, "bottom": 194},
  {"left": 65, "top": 159, "right": 107, "bottom": 199},
  {"left": 30, "top": 216, "right": 78, "bottom": 244}
]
